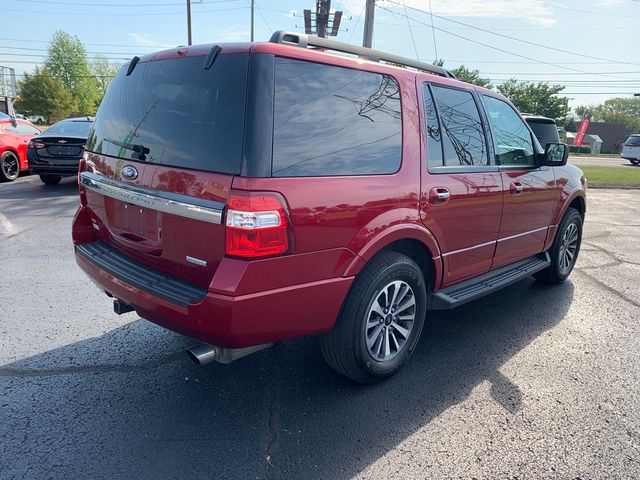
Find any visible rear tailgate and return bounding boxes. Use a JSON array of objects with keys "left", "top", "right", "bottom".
[
  {"left": 79, "top": 49, "right": 250, "bottom": 288},
  {"left": 81, "top": 154, "right": 231, "bottom": 288}
]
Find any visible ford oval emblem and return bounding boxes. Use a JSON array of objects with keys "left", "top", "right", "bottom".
[{"left": 121, "top": 165, "right": 139, "bottom": 181}]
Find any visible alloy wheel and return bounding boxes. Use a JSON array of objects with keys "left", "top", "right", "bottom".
[
  {"left": 1, "top": 154, "right": 19, "bottom": 180},
  {"left": 558, "top": 222, "right": 579, "bottom": 275},
  {"left": 364, "top": 280, "right": 416, "bottom": 362}
]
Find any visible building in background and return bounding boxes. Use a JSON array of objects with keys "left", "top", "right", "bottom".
[{"left": 0, "top": 66, "right": 17, "bottom": 115}]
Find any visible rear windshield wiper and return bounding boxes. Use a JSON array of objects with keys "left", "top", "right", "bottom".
[{"left": 104, "top": 138, "right": 150, "bottom": 161}]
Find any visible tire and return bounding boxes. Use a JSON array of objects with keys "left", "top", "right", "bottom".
[
  {"left": 630, "top": 159, "right": 640, "bottom": 166},
  {"left": 320, "top": 252, "right": 427, "bottom": 384},
  {"left": 535, "top": 207, "right": 583, "bottom": 284},
  {"left": 39, "top": 174, "right": 62, "bottom": 185},
  {"left": 0, "top": 151, "right": 20, "bottom": 182},
  {"left": 36, "top": 119, "right": 44, "bottom": 125}
]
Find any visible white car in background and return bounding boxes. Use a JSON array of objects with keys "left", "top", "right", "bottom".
[
  {"left": 621, "top": 134, "right": 640, "bottom": 166},
  {"left": 26, "top": 115, "right": 46, "bottom": 125}
]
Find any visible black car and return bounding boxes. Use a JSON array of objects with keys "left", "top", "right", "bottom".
[
  {"left": 27, "top": 117, "right": 93, "bottom": 185},
  {"left": 523, "top": 115, "right": 560, "bottom": 147}
]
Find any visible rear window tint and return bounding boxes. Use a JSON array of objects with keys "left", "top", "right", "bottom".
[
  {"left": 431, "top": 86, "right": 488, "bottom": 166},
  {"left": 87, "top": 54, "right": 248, "bottom": 174},
  {"left": 526, "top": 120, "right": 559, "bottom": 146},
  {"left": 272, "top": 58, "right": 402, "bottom": 177},
  {"left": 44, "top": 120, "right": 92, "bottom": 137}
]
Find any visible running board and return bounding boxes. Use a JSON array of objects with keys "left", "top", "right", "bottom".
[{"left": 428, "top": 252, "right": 551, "bottom": 310}]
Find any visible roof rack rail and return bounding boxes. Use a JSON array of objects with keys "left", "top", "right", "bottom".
[{"left": 269, "top": 30, "right": 456, "bottom": 79}]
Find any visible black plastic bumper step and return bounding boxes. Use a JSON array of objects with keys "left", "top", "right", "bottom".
[
  {"left": 76, "top": 241, "right": 207, "bottom": 308},
  {"left": 428, "top": 252, "right": 551, "bottom": 310}
]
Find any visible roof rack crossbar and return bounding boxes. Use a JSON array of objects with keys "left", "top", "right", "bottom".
[{"left": 269, "top": 30, "right": 455, "bottom": 79}]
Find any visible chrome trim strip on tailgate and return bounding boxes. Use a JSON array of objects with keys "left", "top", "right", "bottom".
[{"left": 80, "top": 172, "right": 224, "bottom": 224}]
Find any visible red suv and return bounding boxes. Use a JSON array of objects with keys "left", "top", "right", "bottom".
[{"left": 73, "top": 32, "right": 586, "bottom": 383}]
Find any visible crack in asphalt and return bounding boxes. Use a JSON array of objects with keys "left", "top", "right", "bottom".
[
  {"left": 575, "top": 268, "right": 640, "bottom": 309},
  {"left": 0, "top": 352, "right": 184, "bottom": 377}
]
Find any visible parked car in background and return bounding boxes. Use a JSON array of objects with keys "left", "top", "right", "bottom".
[
  {"left": 0, "top": 113, "right": 41, "bottom": 182},
  {"left": 72, "top": 32, "right": 586, "bottom": 383},
  {"left": 621, "top": 134, "right": 640, "bottom": 166},
  {"left": 523, "top": 115, "right": 560, "bottom": 147},
  {"left": 27, "top": 115, "right": 46, "bottom": 125},
  {"left": 27, "top": 117, "right": 93, "bottom": 185}
]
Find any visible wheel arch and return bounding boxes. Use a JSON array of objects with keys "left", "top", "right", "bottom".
[{"left": 344, "top": 224, "right": 443, "bottom": 292}]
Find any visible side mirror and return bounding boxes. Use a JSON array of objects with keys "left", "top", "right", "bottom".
[{"left": 539, "top": 142, "right": 568, "bottom": 167}]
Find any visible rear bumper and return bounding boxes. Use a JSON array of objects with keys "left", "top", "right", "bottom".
[
  {"left": 28, "top": 153, "right": 80, "bottom": 176},
  {"left": 75, "top": 241, "right": 353, "bottom": 348}
]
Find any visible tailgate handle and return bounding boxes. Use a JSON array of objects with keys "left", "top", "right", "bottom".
[{"left": 112, "top": 232, "right": 162, "bottom": 256}]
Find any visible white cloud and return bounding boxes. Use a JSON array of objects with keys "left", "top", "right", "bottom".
[
  {"left": 217, "top": 25, "right": 251, "bottom": 41},
  {"left": 341, "top": 0, "right": 556, "bottom": 26},
  {"left": 128, "top": 33, "right": 173, "bottom": 49}
]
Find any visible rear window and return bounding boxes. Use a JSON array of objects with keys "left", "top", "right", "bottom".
[
  {"left": 626, "top": 136, "right": 640, "bottom": 146},
  {"left": 44, "top": 120, "right": 92, "bottom": 137},
  {"left": 272, "top": 58, "right": 402, "bottom": 177},
  {"left": 87, "top": 54, "right": 249, "bottom": 174},
  {"left": 526, "top": 119, "right": 559, "bottom": 146}
]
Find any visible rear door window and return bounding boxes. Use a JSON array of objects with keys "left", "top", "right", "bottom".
[
  {"left": 430, "top": 85, "right": 488, "bottom": 166},
  {"left": 272, "top": 58, "right": 402, "bottom": 177},
  {"left": 87, "top": 54, "right": 249, "bottom": 174}
]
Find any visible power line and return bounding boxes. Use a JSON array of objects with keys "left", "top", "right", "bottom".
[
  {"left": 376, "top": 5, "right": 629, "bottom": 81},
  {"left": 348, "top": 2, "right": 366, "bottom": 43},
  {"left": 384, "top": 0, "right": 640, "bottom": 67},
  {"left": 401, "top": 0, "right": 419, "bottom": 61},
  {"left": 15, "top": 0, "right": 239, "bottom": 6},
  {"left": 252, "top": 0, "right": 272, "bottom": 33},
  {"left": 426, "top": 0, "right": 438, "bottom": 60},
  {"left": 2, "top": 5, "right": 248, "bottom": 15}
]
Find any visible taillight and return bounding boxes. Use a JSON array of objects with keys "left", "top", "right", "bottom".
[
  {"left": 28, "top": 140, "right": 45, "bottom": 149},
  {"left": 225, "top": 192, "right": 290, "bottom": 258},
  {"left": 78, "top": 153, "right": 88, "bottom": 206}
]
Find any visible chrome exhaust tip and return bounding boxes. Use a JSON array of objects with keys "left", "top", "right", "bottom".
[{"left": 186, "top": 342, "right": 272, "bottom": 365}]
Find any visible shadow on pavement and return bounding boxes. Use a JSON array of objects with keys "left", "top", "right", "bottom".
[{"left": 0, "top": 278, "right": 573, "bottom": 479}]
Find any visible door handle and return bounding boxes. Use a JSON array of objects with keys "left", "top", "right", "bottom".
[
  {"left": 510, "top": 182, "right": 524, "bottom": 194},
  {"left": 429, "top": 187, "right": 450, "bottom": 205}
]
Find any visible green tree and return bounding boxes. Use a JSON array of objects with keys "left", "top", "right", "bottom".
[
  {"left": 449, "top": 65, "right": 493, "bottom": 89},
  {"left": 91, "top": 55, "right": 119, "bottom": 101},
  {"left": 14, "top": 67, "right": 76, "bottom": 123},
  {"left": 432, "top": 60, "right": 493, "bottom": 88},
  {"left": 497, "top": 79, "right": 570, "bottom": 122},
  {"left": 579, "top": 97, "right": 640, "bottom": 133},
  {"left": 45, "top": 30, "right": 99, "bottom": 115}
]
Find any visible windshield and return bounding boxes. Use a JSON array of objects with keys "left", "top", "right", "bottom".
[
  {"left": 526, "top": 119, "right": 560, "bottom": 146},
  {"left": 626, "top": 136, "right": 640, "bottom": 146},
  {"left": 44, "top": 120, "right": 92, "bottom": 137},
  {"left": 86, "top": 53, "right": 249, "bottom": 174}
]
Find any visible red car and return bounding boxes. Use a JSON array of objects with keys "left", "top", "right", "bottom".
[
  {"left": 73, "top": 32, "right": 586, "bottom": 383},
  {"left": 0, "top": 113, "right": 41, "bottom": 182}
]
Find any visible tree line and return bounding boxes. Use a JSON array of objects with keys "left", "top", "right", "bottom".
[
  {"left": 15, "top": 31, "right": 119, "bottom": 123},
  {"left": 436, "top": 60, "right": 639, "bottom": 134}
]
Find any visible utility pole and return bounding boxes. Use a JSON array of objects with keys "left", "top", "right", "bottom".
[
  {"left": 250, "top": 0, "right": 255, "bottom": 42},
  {"left": 186, "top": 0, "right": 192, "bottom": 45},
  {"left": 303, "top": 1, "right": 343, "bottom": 38},
  {"left": 362, "top": 0, "right": 375, "bottom": 48}
]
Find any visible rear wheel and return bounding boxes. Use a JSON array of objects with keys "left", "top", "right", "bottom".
[
  {"left": 320, "top": 252, "right": 427, "bottom": 383},
  {"left": 535, "top": 207, "right": 583, "bottom": 284},
  {"left": 39, "top": 174, "right": 62, "bottom": 185},
  {"left": 0, "top": 151, "right": 20, "bottom": 182},
  {"left": 630, "top": 158, "right": 640, "bottom": 166}
]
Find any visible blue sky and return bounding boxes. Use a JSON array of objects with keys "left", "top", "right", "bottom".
[{"left": 2, "top": 0, "right": 639, "bottom": 108}]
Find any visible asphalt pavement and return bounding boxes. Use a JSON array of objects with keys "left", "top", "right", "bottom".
[{"left": 1, "top": 175, "right": 639, "bottom": 479}]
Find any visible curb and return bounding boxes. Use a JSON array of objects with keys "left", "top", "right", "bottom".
[{"left": 587, "top": 183, "right": 640, "bottom": 190}]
